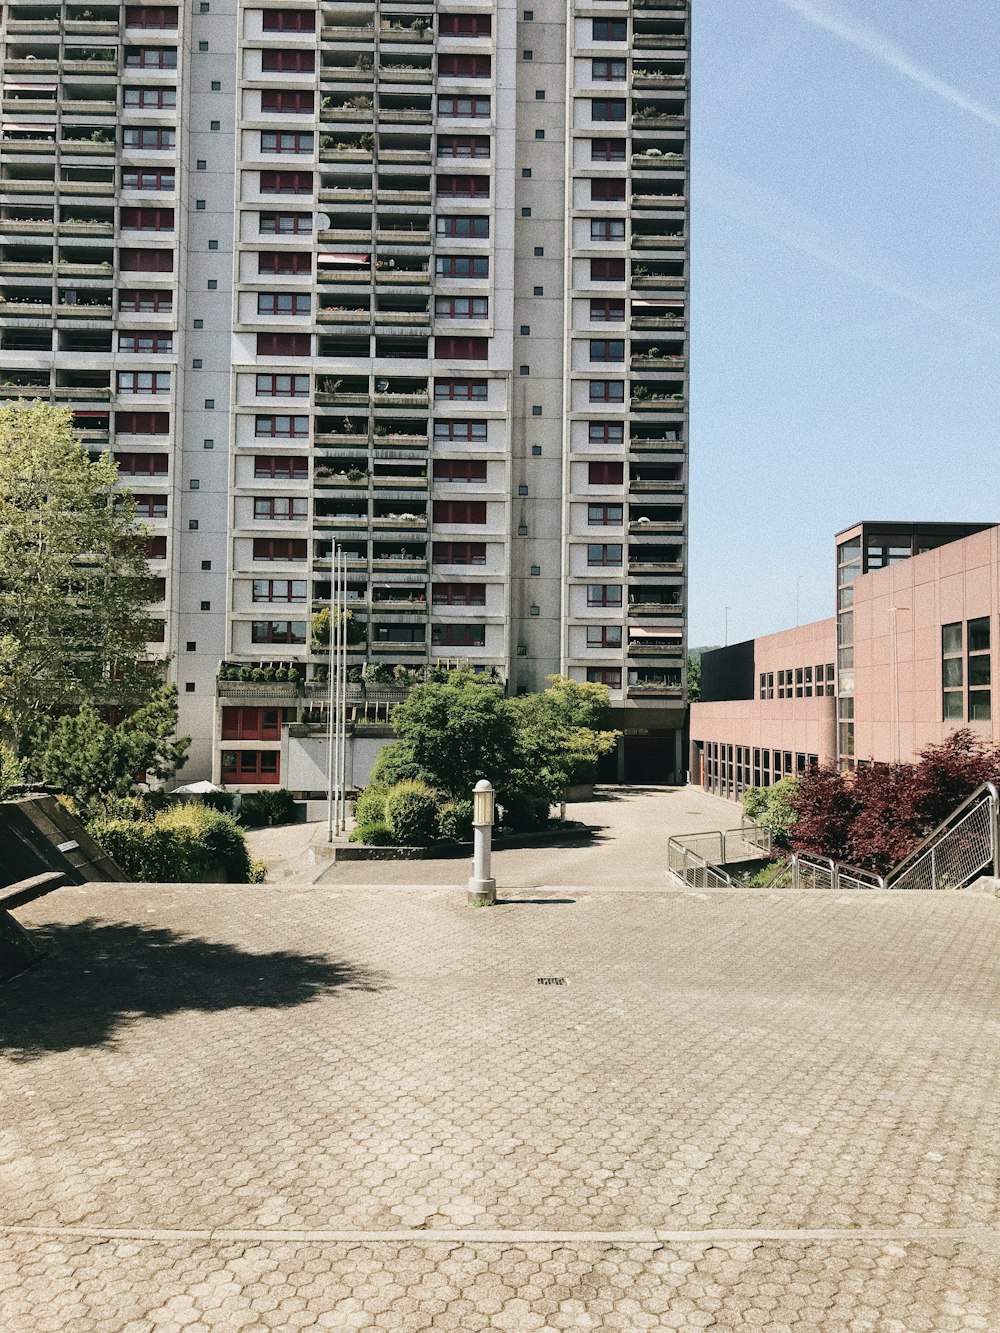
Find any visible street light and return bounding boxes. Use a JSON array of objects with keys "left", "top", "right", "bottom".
[{"left": 467, "top": 778, "right": 496, "bottom": 907}]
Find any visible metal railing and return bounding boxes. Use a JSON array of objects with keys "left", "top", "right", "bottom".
[
  {"left": 791, "top": 854, "right": 884, "bottom": 891},
  {"left": 885, "top": 781, "right": 999, "bottom": 891},
  {"left": 666, "top": 821, "right": 771, "bottom": 889}
]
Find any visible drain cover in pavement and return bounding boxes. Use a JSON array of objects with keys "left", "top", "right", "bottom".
[{"left": 537, "top": 977, "right": 566, "bottom": 986}]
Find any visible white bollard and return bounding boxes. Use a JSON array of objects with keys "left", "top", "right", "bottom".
[{"left": 467, "top": 778, "right": 497, "bottom": 906}]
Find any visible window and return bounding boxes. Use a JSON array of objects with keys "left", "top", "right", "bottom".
[
  {"left": 438, "top": 13, "right": 492, "bottom": 35},
  {"left": 591, "top": 138, "right": 626, "bottom": 162},
  {"left": 435, "top": 296, "right": 488, "bottom": 319},
  {"left": 436, "top": 255, "right": 489, "bottom": 279},
  {"left": 114, "top": 451, "right": 168, "bottom": 476},
  {"left": 146, "top": 535, "right": 167, "bottom": 559},
  {"left": 433, "top": 500, "right": 487, "bottom": 525},
  {"left": 591, "top": 178, "right": 627, "bottom": 202},
  {"left": 252, "top": 537, "right": 307, "bottom": 560},
  {"left": 126, "top": 7, "right": 179, "bottom": 28},
  {"left": 587, "top": 667, "right": 622, "bottom": 687},
  {"left": 587, "top": 584, "right": 622, "bottom": 607},
  {"left": 259, "top": 212, "right": 312, "bottom": 235},
  {"left": 123, "top": 127, "right": 176, "bottom": 150},
  {"left": 588, "top": 503, "right": 623, "bottom": 525},
  {"left": 254, "top": 496, "right": 308, "bottom": 520},
  {"left": 257, "top": 251, "right": 311, "bottom": 275},
  {"left": 587, "top": 544, "right": 622, "bottom": 566},
  {"left": 436, "top": 135, "right": 490, "bottom": 159},
  {"left": 587, "top": 625, "right": 623, "bottom": 648},
  {"left": 434, "top": 377, "right": 487, "bottom": 401},
  {"left": 433, "top": 582, "right": 486, "bottom": 606},
  {"left": 118, "top": 333, "right": 173, "bottom": 354},
  {"left": 262, "top": 8, "right": 315, "bottom": 31},
  {"left": 261, "top": 131, "right": 314, "bottom": 154},
  {"left": 589, "top": 380, "right": 625, "bottom": 403},
  {"left": 433, "top": 459, "right": 487, "bottom": 483},
  {"left": 251, "top": 580, "right": 307, "bottom": 604},
  {"left": 121, "top": 169, "right": 175, "bottom": 191},
  {"left": 436, "top": 215, "right": 489, "bottom": 238},
  {"left": 588, "top": 422, "right": 625, "bottom": 444},
  {"left": 590, "top": 339, "right": 624, "bottom": 362},
  {"left": 221, "top": 750, "right": 280, "bottom": 785},
  {"left": 125, "top": 47, "right": 177, "bottom": 68},
  {"left": 592, "top": 99, "right": 627, "bottom": 122},
  {"left": 256, "top": 332, "right": 311, "bottom": 356},
  {"left": 123, "top": 87, "right": 176, "bottom": 109},
  {"left": 121, "top": 206, "right": 174, "bottom": 231},
  {"left": 133, "top": 493, "right": 168, "bottom": 518},
  {"left": 432, "top": 623, "right": 486, "bottom": 647},
  {"left": 221, "top": 706, "right": 285, "bottom": 740},
  {"left": 434, "top": 336, "right": 488, "bottom": 359},
  {"left": 593, "top": 18, "right": 627, "bottom": 40},
  {"left": 968, "top": 616, "right": 991, "bottom": 721},
  {"left": 118, "top": 371, "right": 170, "bottom": 394},
  {"left": 256, "top": 374, "right": 309, "bottom": 396},
  {"left": 436, "top": 173, "right": 490, "bottom": 198},
  {"left": 254, "top": 456, "right": 308, "bottom": 479},
  {"left": 119, "top": 289, "right": 171, "bottom": 313},
  {"left": 590, "top": 258, "right": 625, "bottom": 281},
  {"left": 257, "top": 292, "right": 311, "bottom": 316},
  {"left": 942, "top": 622, "right": 963, "bottom": 720},
  {"left": 115, "top": 410, "right": 169, "bottom": 434},
  {"left": 590, "top": 298, "right": 625, "bottom": 323},
  {"left": 262, "top": 49, "right": 314, "bottom": 72},
  {"left": 433, "top": 418, "right": 487, "bottom": 441},
  {"left": 255, "top": 413, "right": 308, "bottom": 437},
  {"left": 259, "top": 171, "right": 313, "bottom": 195},
  {"left": 261, "top": 89, "right": 314, "bottom": 114},
  {"left": 588, "top": 461, "right": 623, "bottom": 486},
  {"left": 438, "top": 54, "right": 492, "bottom": 78},
  {"left": 433, "top": 542, "right": 486, "bottom": 565},
  {"left": 438, "top": 96, "right": 491, "bottom": 118},
  {"left": 251, "top": 620, "right": 307, "bottom": 644},
  {"left": 120, "top": 249, "right": 173, "bottom": 272},
  {"left": 592, "top": 59, "right": 627, "bottom": 81}
]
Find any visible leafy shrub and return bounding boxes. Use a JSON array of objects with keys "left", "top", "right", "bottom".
[
  {"left": 742, "top": 778, "right": 800, "bottom": 848},
  {"left": 200, "top": 789, "right": 236, "bottom": 815},
  {"left": 437, "top": 799, "right": 473, "bottom": 843},
  {"left": 348, "top": 820, "right": 395, "bottom": 845},
  {"left": 369, "top": 742, "right": 429, "bottom": 787},
  {"left": 384, "top": 779, "right": 439, "bottom": 846},
  {"left": 353, "top": 783, "right": 388, "bottom": 827},
  {"left": 236, "top": 788, "right": 297, "bottom": 829},
  {"left": 499, "top": 791, "right": 550, "bottom": 832},
  {"left": 90, "top": 805, "right": 254, "bottom": 882}
]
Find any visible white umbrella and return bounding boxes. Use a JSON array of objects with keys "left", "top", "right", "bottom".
[{"left": 171, "top": 780, "right": 224, "bottom": 795}]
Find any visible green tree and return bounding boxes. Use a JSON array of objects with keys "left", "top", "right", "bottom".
[
  {"left": 28, "top": 686, "right": 189, "bottom": 815},
  {"left": 686, "top": 654, "right": 701, "bottom": 702},
  {"left": 0, "top": 402, "right": 158, "bottom": 752},
  {"left": 742, "top": 778, "right": 800, "bottom": 848}
]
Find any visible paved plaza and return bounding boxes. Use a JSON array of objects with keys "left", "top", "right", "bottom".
[{"left": 2, "top": 794, "right": 1000, "bottom": 1329}]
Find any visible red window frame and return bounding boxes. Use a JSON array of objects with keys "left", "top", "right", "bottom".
[
  {"left": 262, "top": 9, "right": 316, "bottom": 31},
  {"left": 118, "top": 289, "right": 172, "bottom": 313},
  {"left": 590, "top": 298, "right": 625, "bottom": 322},
  {"left": 434, "top": 335, "right": 488, "bottom": 359},
  {"left": 251, "top": 579, "right": 307, "bottom": 604},
  {"left": 121, "top": 206, "right": 174, "bottom": 231},
  {"left": 221, "top": 707, "right": 284, "bottom": 741},
  {"left": 433, "top": 459, "right": 487, "bottom": 482},
  {"left": 432, "top": 623, "right": 486, "bottom": 647},
  {"left": 591, "top": 99, "right": 627, "bottom": 122},
  {"left": 592, "top": 59, "right": 627, "bottom": 81},
  {"left": 254, "top": 455, "right": 309, "bottom": 479},
  {"left": 588, "top": 461, "right": 624, "bottom": 486},
  {"left": 588, "top": 503, "right": 624, "bottom": 525},
  {"left": 147, "top": 620, "right": 166, "bottom": 643},
  {"left": 118, "top": 333, "right": 173, "bottom": 354},
  {"left": 436, "top": 215, "right": 489, "bottom": 238},
  {"left": 587, "top": 667, "right": 622, "bottom": 687},
  {"left": 121, "top": 169, "right": 175, "bottom": 191},
  {"left": 432, "top": 542, "right": 487, "bottom": 566},
  {"left": 261, "top": 131, "right": 314, "bottom": 154},
  {"left": 589, "top": 380, "right": 625, "bottom": 403},
  {"left": 591, "top": 219, "right": 626, "bottom": 242},
  {"left": 261, "top": 89, "right": 315, "bottom": 114},
  {"left": 120, "top": 248, "right": 174, "bottom": 273},
  {"left": 255, "top": 414, "right": 309, "bottom": 437},
  {"left": 124, "top": 47, "right": 177, "bottom": 68},
  {"left": 436, "top": 173, "right": 489, "bottom": 198},
  {"left": 260, "top": 170, "right": 313, "bottom": 195},
  {"left": 433, "top": 420, "right": 487, "bottom": 442},
  {"left": 591, "top": 178, "right": 626, "bottom": 201},
  {"left": 259, "top": 212, "right": 312, "bottom": 234},
  {"left": 125, "top": 6, "right": 178, "bottom": 29},
  {"left": 433, "top": 499, "right": 487, "bottom": 525},
  {"left": 252, "top": 537, "right": 308, "bottom": 561},
  {"left": 591, "top": 138, "right": 626, "bottom": 162},
  {"left": 593, "top": 19, "right": 627, "bottom": 40},
  {"left": 587, "top": 584, "right": 623, "bottom": 607},
  {"left": 257, "top": 250, "right": 311, "bottom": 275},
  {"left": 115, "top": 410, "right": 169, "bottom": 434},
  {"left": 221, "top": 750, "right": 280, "bottom": 784},
  {"left": 438, "top": 53, "right": 492, "bottom": 78},
  {"left": 590, "top": 339, "right": 625, "bottom": 363},
  {"left": 587, "top": 544, "right": 622, "bottom": 567},
  {"left": 123, "top": 87, "right": 176, "bottom": 109},
  {"left": 117, "top": 371, "right": 171, "bottom": 394},
  {"left": 590, "top": 258, "right": 626, "bottom": 282},
  {"left": 436, "top": 255, "right": 490, "bottom": 279},
  {"left": 123, "top": 127, "right": 176, "bottom": 150},
  {"left": 436, "top": 135, "right": 490, "bottom": 159},
  {"left": 435, "top": 296, "right": 488, "bottom": 319},
  {"left": 255, "top": 374, "right": 310, "bottom": 397},
  {"left": 587, "top": 625, "right": 623, "bottom": 648},
  {"left": 133, "top": 493, "right": 168, "bottom": 518},
  {"left": 256, "top": 332, "right": 311, "bottom": 357},
  {"left": 257, "top": 293, "right": 311, "bottom": 316},
  {"left": 438, "top": 13, "right": 492, "bottom": 35},
  {"left": 434, "top": 378, "right": 488, "bottom": 401},
  {"left": 251, "top": 619, "right": 307, "bottom": 644},
  {"left": 262, "top": 48, "right": 314, "bottom": 72},
  {"left": 115, "top": 451, "right": 168, "bottom": 475},
  {"left": 589, "top": 421, "right": 625, "bottom": 443},
  {"left": 145, "top": 534, "right": 167, "bottom": 559},
  {"left": 432, "top": 581, "right": 486, "bottom": 605},
  {"left": 438, "top": 96, "right": 491, "bottom": 118},
  {"left": 254, "top": 497, "right": 309, "bottom": 520}
]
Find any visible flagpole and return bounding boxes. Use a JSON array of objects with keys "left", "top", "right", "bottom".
[
  {"left": 325, "top": 543, "right": 338, "bottom": 843},
  {"left": 337, "top": 548, "right": 348, "bottom": 833}
]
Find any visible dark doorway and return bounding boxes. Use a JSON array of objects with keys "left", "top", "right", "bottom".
[{"left": 624, "top": 734, "right": 675, "bottom": 783}]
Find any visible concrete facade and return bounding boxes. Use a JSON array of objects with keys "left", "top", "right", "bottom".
[{"left": 0, "top": 0, "right": 691, "bottom": 791}]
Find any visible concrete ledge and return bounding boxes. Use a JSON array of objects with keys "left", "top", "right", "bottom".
[{"left": 333, "top": 822, "right": 596, "bottom": 861}]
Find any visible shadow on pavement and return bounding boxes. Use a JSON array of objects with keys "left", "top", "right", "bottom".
[
  {"left": 587, "top": 785, "right": 680, "bottom": 802},
  {"left": 495, "top": 897, "right": 576, "bottom": 906},
  {"left": 0, "top": 917, "right": 384, "bottom": 1061}
]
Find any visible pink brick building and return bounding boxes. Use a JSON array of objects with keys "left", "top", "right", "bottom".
[{"left": 691, "top": 520, "right": 998, "bottom": 799}]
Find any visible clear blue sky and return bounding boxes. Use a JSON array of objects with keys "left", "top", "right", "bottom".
[{"left": 688, "top": 0, "right": 1000, "bottom": 647}]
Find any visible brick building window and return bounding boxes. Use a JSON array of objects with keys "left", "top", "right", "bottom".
[
  {"left": 942, "top": 622, "right": 963, "bottom": 720},
  {"left": 221, "top": 750, "right": 280, "bottom": 784}
]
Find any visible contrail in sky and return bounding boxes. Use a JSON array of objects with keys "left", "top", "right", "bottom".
[{"left": 777, "top": 0, "right": 1000, "bottom": 130}]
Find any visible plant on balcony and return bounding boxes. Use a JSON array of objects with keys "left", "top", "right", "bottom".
[
  {"left": 354, "top": 54, "right": 374, "bottom": 71},
  {"left": 358, "top": 133, "right": 375, "bottom": 152},
  {"left": 346, "top": 467, "right": 367, "bottom": 483}
]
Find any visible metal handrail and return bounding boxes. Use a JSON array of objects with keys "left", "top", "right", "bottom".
[
  {"left": 793, "top": 853, "right": 884, "bottom": 891},
  {"left": 885, "top": 781, "right": 999, "bottom": 886}
]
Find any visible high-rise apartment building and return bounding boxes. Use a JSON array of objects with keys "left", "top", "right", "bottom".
[{"left": 0, "top": 0, "right": 689, "bottom": 788}]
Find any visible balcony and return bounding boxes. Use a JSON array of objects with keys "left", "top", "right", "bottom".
[
  {"left": 631, "top": 150, "right": 685, "bottom": 171},
  {"left": 629, "top": 433, "right": 683, "bottom": 453},
  {"left": 626, "top": 681, "right": 683, "bottom": 699},
  {"left": 375, "top": 224, "right": 430, "bottom": 244},
  {"left": 630, "top": 352, "right": 685, "bottom": 372},
  {"left": 626, "top": 632, "right": 683, "bottom": 657}
]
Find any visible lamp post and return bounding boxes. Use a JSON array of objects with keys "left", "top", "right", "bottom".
[{"left": 467, "top": 778, "right": 496, "bottom": 907}]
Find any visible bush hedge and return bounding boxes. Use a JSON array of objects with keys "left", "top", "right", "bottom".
[
  {"left": 90, "top": 805, "right": 256, "bottom": 882},
  {"left": 236, "top": 788, "right": 297, "bottom": 829},
  {"left": 347, "top": 820, "right": 395, "bottom": 846},
  {"left": 437, "top": 798, "right": 473, "bottom": 843},
  {"left": 384, "top": 779, "right": 439, "bottom": 846},
  {"left": 353, "top": 783, "right": 388, "bottom": 827}
]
